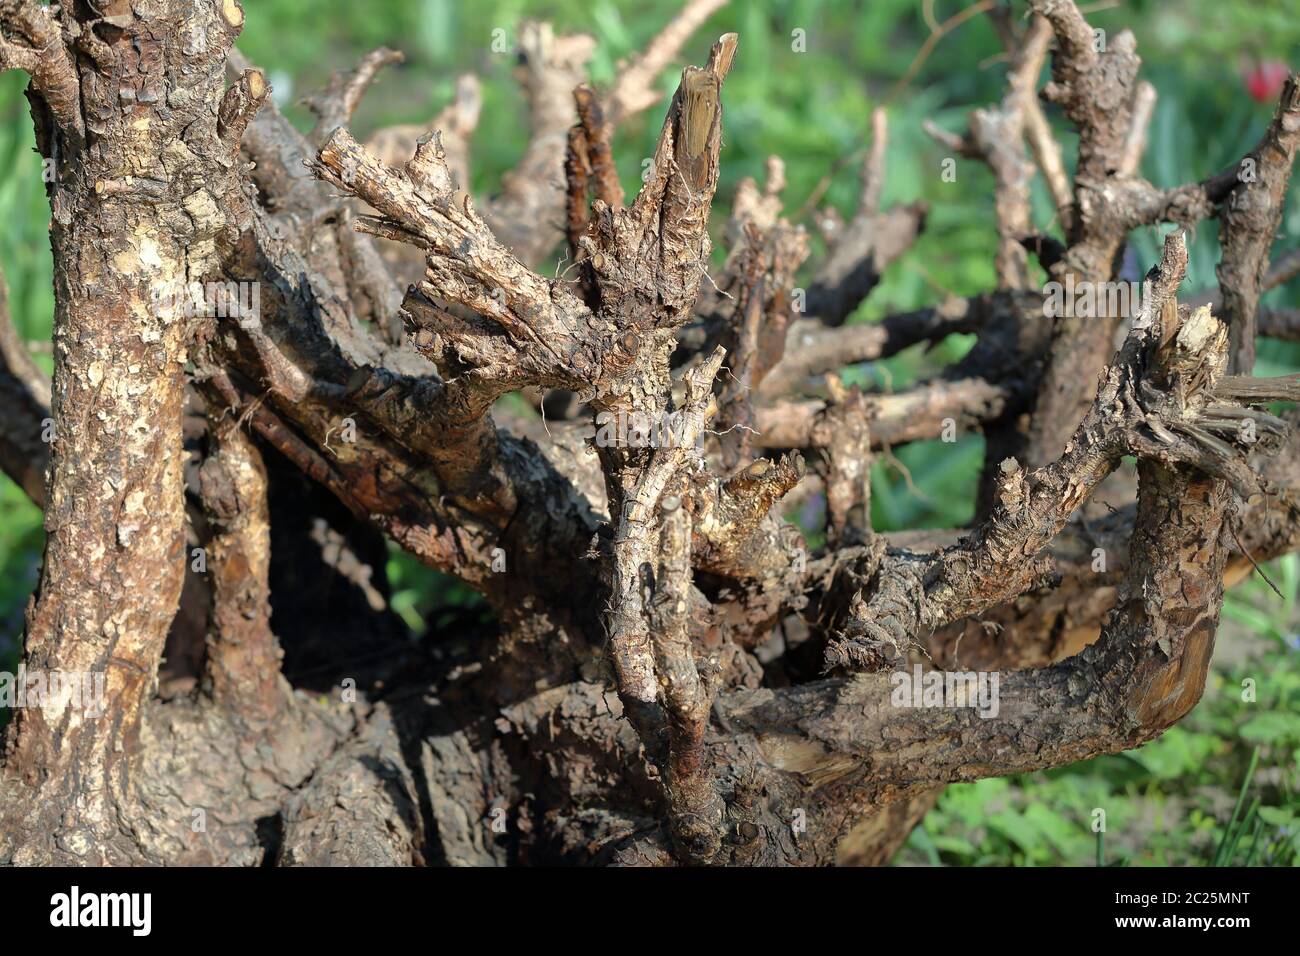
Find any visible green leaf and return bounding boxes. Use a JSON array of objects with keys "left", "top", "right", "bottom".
[
  {"left": 1240, "top": 712, "right": 1300, "bottom": 744},
  {"left": 1257, "top": 807, "right": 1294, "bottom": 827}
]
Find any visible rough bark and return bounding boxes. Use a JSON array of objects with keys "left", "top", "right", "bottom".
[{"left": 2, "top": 0, "right": 257, "bottom": 863}]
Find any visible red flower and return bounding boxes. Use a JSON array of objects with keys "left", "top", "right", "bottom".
[{"left": 1245, "top": 61, "right": 1290, "bottom": 104}]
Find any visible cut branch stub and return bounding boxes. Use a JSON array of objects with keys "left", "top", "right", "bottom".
[
  {"left": 605, "top": 0, "right": 730, "bottom": 126},
  {"left": 217, "top": 68, "right": 269, "bottom": 151},
  {"left": 312, "top": 126, "right": 597, "bottom": 399},
  {"left": 577, "top": 32, "right": 738, "bottom": 342}
]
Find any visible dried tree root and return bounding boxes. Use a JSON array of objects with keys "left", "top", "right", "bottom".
[{"left": 0, "top": 0, "right": 1297, "bottom": 867}]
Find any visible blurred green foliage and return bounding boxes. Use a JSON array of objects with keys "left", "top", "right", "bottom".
[{"left": 1, "top": 0, "right": 1297, "bottom": 864}]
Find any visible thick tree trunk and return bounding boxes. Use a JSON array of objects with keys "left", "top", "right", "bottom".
[{"left": 1, "top": 0, "right": 250, "bottom": 863}]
